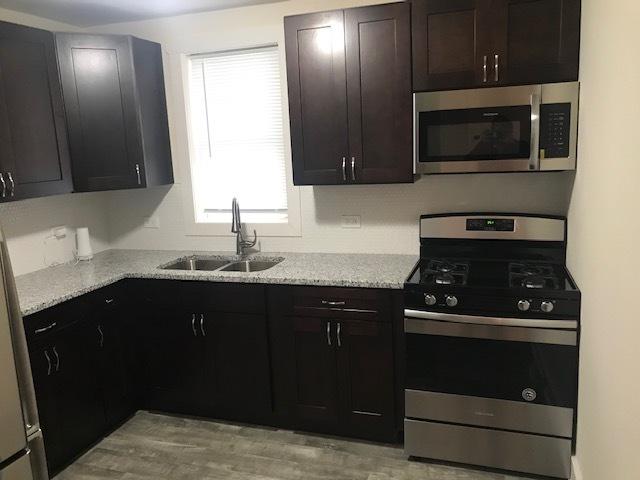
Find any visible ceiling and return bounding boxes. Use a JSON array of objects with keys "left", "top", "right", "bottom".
[{"left": 0, "top": 0, "right": 285, "bottom": 27}]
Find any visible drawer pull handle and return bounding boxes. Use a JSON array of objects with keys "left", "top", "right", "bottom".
[
  {"left": 326, "top": 322, "right": 331, "bottom": 346},
  {"left": 337, "top": 322, "right": 342, "bottom": 347},
  {"left": 34, "top": 322, "right": 57, "bottom": 334},
  {"left": 191, "top": 314, "right": 198, "bottom": 337},
  {"left": 321, "top": 300, "right": 346, "bottom": 306}
]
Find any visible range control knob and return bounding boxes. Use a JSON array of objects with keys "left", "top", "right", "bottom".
[
  {"left": 517, "top": 300, "right": 531, "bottom": 312},
  {"left": 424, "top": 294, "right": 437, "bottom": 306},
  {"left": 445, "top": 295, "right": 458, "bottom": 307},
  {"left": 541, "top": 301, "right": 555, "bottom": 313}
]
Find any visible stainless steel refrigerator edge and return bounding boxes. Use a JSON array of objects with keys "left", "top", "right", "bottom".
[{"left": 0, "top": 226, "right": 48, "bottom": 479}]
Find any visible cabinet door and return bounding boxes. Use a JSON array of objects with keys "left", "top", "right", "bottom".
[
  {"left": 141, "top": 309, "right": 206, "bottom": 415},
  {"left": 494, "top": 0, "right": 580, "bottom": 85},
  {"left": 336, "top": 320, "right": 396, "bottom": 441},
  {"left": 412, "top": 0, "right": 492, "bottom": 91},
  {"left": 279, "top": 316, "right": 339, "bottom": 428},
  {"left": 56, "top": 34, "right": 144, "bottom": 192},
  {"left": 48, "top": 322, "right": 105, "bottom": 474},
  {"left": 345, "top": 3, "right": 413, "bottom": 184},
  {"left": 95, "top": 309, "right": 135, "bottom": 429},
  {"left": 285, "top": 11, "right": 350, "bottom": 185},
  {"left": 203, "top": 312, "right": 271, "bottom": 420},
  {"left": 0, "top": 22, "right": 72, "bottom": 201},
  {"left": 29, "top": 342, "right": 63, "bottom": 476}
]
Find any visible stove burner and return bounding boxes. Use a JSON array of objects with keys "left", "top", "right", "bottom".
[
  {"left": 422, "top": 259, "right": 469, "bottom": 286},
  {"left": 435, "top": 273, "right": 455, "bottom": 285},
  {"left": 522, "top": 276, "right": 545, "bottom": 289},
  {"left": 437, "top": 262, "right": 456, "bottom": 273}
]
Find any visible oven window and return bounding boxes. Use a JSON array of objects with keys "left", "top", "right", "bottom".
[
  {"left": 405, "top": 333, "right": 577, "bottom": 408},
  {"left": 419, "top": 106, "right": 532, "bottom": 162}
]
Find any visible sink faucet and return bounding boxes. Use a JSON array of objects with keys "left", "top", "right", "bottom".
[{"left": 231, "top": 197, "right": 257, "bottom": 256}]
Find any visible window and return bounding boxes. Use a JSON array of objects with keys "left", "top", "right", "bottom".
[{"left": 188, "top": 46, "right": 288, "bottom": 224}]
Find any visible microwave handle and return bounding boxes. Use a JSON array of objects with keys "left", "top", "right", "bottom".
[{"left": 529, "top": 86, "right": 542, "bottom": 170}]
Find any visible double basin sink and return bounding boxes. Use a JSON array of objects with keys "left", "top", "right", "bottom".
[{"left": 161, "top": 255, "right": 283, "bottom": 273}]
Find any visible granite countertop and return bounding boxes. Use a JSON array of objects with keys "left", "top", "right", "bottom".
[{"left": 15, "top": 249, "right": 418, "bottom": 316}]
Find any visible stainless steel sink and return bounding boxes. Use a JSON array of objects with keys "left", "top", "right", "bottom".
[
  {"left": 162, "top": 256, "right": 234, "bottom": 271},
  {"left": 220, "top": 259, "right": 282, "bottom": 272}
]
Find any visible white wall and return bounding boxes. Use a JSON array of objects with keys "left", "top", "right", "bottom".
[
  {"left": 90, "top": 0, "right": 574, "bottom": 256},
  {"left": 567, "top": 1, "right": 640, "bottom": 479},
  {"left": 0, "top": 9, "right": 113, "bottom": 276}
]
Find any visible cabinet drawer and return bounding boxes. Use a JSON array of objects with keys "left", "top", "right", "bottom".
[
  {"left": 24, "top": 297, "right": 89, "bottom": 339},
  {"left": 181, "top": 282, "right": 266, "bottom": 314},
  {"left": 289, "top": 286, "right": 391, "bottom": 321}
]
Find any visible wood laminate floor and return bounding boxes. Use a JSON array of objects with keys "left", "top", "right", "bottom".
[{"left": 55, "top": 411, "right": 527, "bottom": 480}]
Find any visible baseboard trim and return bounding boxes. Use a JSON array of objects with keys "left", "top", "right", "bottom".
[{"left": 571, "top": 456, "right": 582, "bottom": 480}]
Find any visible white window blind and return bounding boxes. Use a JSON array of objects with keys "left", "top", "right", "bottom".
[{"left": 188, "top": 45, "right": 288, "bottom": 223}]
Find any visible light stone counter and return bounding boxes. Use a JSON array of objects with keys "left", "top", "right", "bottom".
[{"left": 16, "top": 249, "right": 417, "bottom": 316}]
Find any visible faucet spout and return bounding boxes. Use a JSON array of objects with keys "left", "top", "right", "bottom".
[{"left": 230, "top": 197, "right": 257, "bottom": 256}]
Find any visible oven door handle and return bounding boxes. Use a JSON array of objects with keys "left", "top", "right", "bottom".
[
  {"left": 404, "top": 317, "right": 577, "bottom": 346},
  {"left": 404, "top": 309, "right": 577, "bottom": 330}
]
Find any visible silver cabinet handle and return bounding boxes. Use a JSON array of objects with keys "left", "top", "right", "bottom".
[
  {"left": 341, "top": 157, "right": 347, "bottom": 181},
  {"left": 98, "top": 325, "right": 104, "bottom": 348},
  {"left": 191, "top": 314, "right": 198, "bottom": 337},
  {"left": 52, "top": 346, "right": 60, "bottom": 373},
  {"left": 337, "top": 322, "right": 342, "bottom": 347},
  {"left": 0, "top": 173, "right": 6, "bottom": 198},
  {"left": 326, "top": 322, "right": 331, "bottom": 346},
  {"left": 483, "top": 55, "right": 488, "bottom": 83},
  {"left": 350, "top": 157, "right": 356, "bottom": 181},
  {"left": 135, "top": 164, "right": 142, "bottom": 185},
  {"left": 494, "top": 54, "right": 499, "bottom": 82},
  {"left": 7, "top": 172, "right": 14, "bottom": 197},
  {"left": 34, "top": 322, "right": 57, "bottom": 334},
  {"left": 200, "top": 314, "right": 206, "bottom": 337},
  {"left": 321, "top": 300, "right": 346, "bottom": 306},
  {"left": 44, "top": 350, "right": 52, "bottom": 376}
]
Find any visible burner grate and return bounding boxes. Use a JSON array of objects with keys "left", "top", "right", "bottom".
[
  {"left": 421, "top": 259, "right": 469, "bottom": 286},
  {"left": 509, "top": 263, "right": 559, "bottom": 289}
]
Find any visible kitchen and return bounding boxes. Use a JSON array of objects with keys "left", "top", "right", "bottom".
[{"left": 0, "top": 1, "right": 637, "bottom": 480}]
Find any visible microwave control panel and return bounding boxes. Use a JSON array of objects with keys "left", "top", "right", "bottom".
[{"left": 539, "top": 103, "right": 571, "bottom": 158}]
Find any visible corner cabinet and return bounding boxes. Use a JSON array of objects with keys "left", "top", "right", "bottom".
[
  {"left": 0, "top": 21, "right": 72, "bottom": 202},
  {"left": 56, "top": 34, "right": 173, "bottom": 192},
  {"left": 411, "top": 0, "right": 581, "bottom": 91},
  {"left": 285, "top": 2, "right": 413, "bottom": 185}
]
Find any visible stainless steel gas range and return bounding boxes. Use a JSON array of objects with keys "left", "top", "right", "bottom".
[{"left": 403, "top": 214, "right": 580, "bottom": 479}]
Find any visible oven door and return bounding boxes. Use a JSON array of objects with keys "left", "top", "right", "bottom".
[{"left": 404, "top": 312, "right": 578, "bottom": 418}]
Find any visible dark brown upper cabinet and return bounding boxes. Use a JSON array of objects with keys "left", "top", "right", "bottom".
[
  {"left": 56, "top": 34, "right": 173, "bottom": 192},
  {"left": 285, "top": 2, "right": 413, "bottom": 185},
  {"left": 411, "top": 0, "right": 581, "bottom": 92},
  {"left": 0, "top": 21, "right": 72, "bottom": 202}
]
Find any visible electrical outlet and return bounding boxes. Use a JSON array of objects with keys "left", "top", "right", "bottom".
[
  {"left": 143, "top": 216, "right": 160, "bottom": 229},
  {"left": 341, "top": 215, "right": 361, "bottom": 228},
  {"left": 52, "top": 226, "right": 67, "bottom": 239}
]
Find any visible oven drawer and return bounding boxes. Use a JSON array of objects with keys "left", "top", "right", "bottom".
[
  {"left": 404, "top": 419, "right": 572, "bottom": 479},
  {"left": 405, "top": 389, "right": 573, "bottom": 437}
]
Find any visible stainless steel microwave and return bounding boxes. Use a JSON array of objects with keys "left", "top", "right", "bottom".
[{"left": 413, "top": 82, "right": 579, "bottom": 174}]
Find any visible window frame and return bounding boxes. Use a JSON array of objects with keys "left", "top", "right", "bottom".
[{"left": 179, "top": 45, "right": 301, "bottom": 238}]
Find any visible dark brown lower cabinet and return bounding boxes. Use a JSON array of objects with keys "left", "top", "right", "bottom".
[
  {"left": 269, "top": 286, "right": 397, "bottom": 442},
  {"left": 28, "top": 320, "right": 105, "bottom": 476},
  {"left": 26, "top": 280, "right": 399, "bottom": 477}
]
